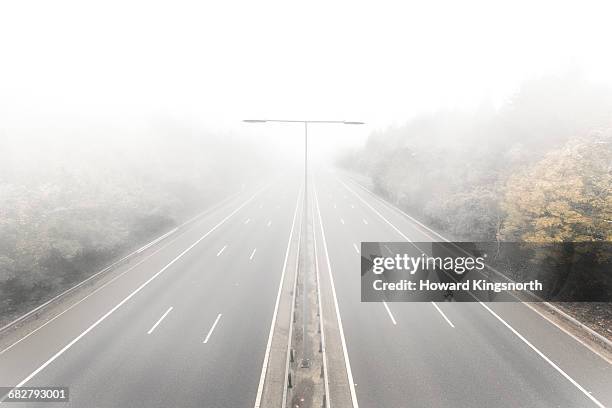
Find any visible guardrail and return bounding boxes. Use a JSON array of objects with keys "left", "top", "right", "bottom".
[
  {"left": 343, "top": 173, "right": 612, "bottom": 353},
  {"left": 0, "top": 191, "right": 242, "bottom": 336},
  {"left": 282, "top": 216, "right": 302, "bottom": 408},
  {"left": 314, "top": 219, "right": 331, "bottom": 408}
]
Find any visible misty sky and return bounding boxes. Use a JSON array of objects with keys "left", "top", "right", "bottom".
[{"left": 2, "top": 0, "right": 612, "bottom": 157}]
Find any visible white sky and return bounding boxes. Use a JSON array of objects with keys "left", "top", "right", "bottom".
[{"left": 1, "top": 0, "right": 612, "bottom": 159}]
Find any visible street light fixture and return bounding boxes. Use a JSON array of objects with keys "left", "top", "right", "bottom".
[
  {"left": 243, "top": 118, "right": 364, "bottom": 368},
  {"left": 242, "top": 119, "right": 365, "bottom": 211},
  {"left": 243, "top": 119, "right": 364, "bottom": 125}
]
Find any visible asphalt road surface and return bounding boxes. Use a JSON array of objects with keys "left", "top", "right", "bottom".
[
  {"left": 0, "top": 171, "right": 610, "bottom": 407},
  {"left": 312, "top": 171, "right": 611, "bottom": 408}
]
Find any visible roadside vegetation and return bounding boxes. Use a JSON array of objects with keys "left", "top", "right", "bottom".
[
  {"left": 339, "top": 75, "right": 611, "bottom": 243},
  {"left": 337, "top": 74, "right": 612, "bottom": 337},
  {"left": 0, "top": 124, "right": 270, "bottom": 325}
]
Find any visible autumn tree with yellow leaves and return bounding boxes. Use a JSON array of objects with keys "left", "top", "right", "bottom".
[{"left": 501, "top": 133, "right": 611, "bottom": 243}]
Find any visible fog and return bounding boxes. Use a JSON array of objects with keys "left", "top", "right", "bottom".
[
  {"left": 1, "top": 0, "right": 612, "bottom": 322},
  {"left": 0, "top": 118, "right": 316, "bottom": 323},
  {"left": 3, "top": 0, "right": 612, "bottom": 144},
  {"left": 2, "top": 0, "right": 612, "bottom": 161},
  {"left": 338, "top": 74, "right": 611, "bottom": 243}
]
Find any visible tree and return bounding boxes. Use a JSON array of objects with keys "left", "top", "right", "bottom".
[{"left": 501, "top": 133, "right": 611, "bottom": 242}]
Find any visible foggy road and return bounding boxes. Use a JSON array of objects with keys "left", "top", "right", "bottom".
[
  {"left": 3, "top": 0, "right": 612, "bottom": 406},
  {"left": 312, "top": 173, "right": 611, "bottom": 408},
  {"left": 0, "top": 172, "right": 610, "bottom": 408},
  {"left": 0, "top": 179, "right": 301, "bottom": 407}
]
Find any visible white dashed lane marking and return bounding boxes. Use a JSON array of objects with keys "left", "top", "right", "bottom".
[
  {"left": 203, "top": 314, "right": 223, "bottom": 344},
  {"left": 147, "top": 307, "right": 173, "bottom": 334}
]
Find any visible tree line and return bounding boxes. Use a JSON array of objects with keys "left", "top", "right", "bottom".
[
  {"left": 338, "top": 74, "right": 611, "bottom": 244},
  {"left": 0, "top": 125, "right": 271, "bottom": 324}
]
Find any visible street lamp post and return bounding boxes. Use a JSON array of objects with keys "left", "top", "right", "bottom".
[
  {"left": 243, "top": 118, "right": 364, "bottom": 368},
  {"left": 242, "top": 119, "right": 364, "bottom": 221}
]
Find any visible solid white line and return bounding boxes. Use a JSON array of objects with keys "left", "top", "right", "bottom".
[
  {"left": 216, "top": 245, "right": 227, "bottom": 256},
  {"left": 382, "top": 301, "right": 397, "bottom": 325},
  {"left": 341, "top": 176, "right": 443, "bottom": 241},
  {"left": 267, "top": 220, "right": 272, "bottom": 227},
  {"left": 340, "top": 218, "right": 345, "bottom": 225},
  {"left": 339, "top": 175, "right": 604, "bottom": 406},
  {"left": 353, "top": 243, "right": 360, "bottom": 254},
  {"left": 338, "top": 174, "right": 609, "bottom": 356},
  {"left": 521, "top": 302, "right": 612, "bottom": 365},
  {"left": 147, "top": 307, "right": 173, "bottom": 334},
  {"left": 0, "top": 224, "right": 180, "bottom": 335},
  {"left": 253, "top": 189, "right": 302, "bottom": 408},
  {"left": 250, "top": 248, "right": 257, "bottom": 260},
  {"left": 5, "top": 190, "right": 262, "bottom": 394},
  {"left": 342, "top": 174, "right": 612, "bottom": 361},
  {"left": 314, "top": 181, "right": 359, "bottom": 408},
  {"left": 480, "top": 302, "right": 604, "bottom": 408},
  {"left": 281, "top": 205, "right": 303, "bottom": 408},
  {"left": 338, "top": 177, "right": 455, "bottom": 331},
  {"left": 245, "top": 218, "right": 251, "bottom": 224},
  {"left": 338, "top": 179, "right": 410, "bottom": 241},
  {"left": 0, "top": 238, "right": 180, "bottom": 356},
  {"left": 0, "top": 186, "right": 271, "bottom": 354},
  {"left": 431, "top": 302, "right": 455, "bottom": 328},
  {"left": 136, "top": 228, "right": 178, "bottom": 253},
  {"left": 362, "top": 218, "right": 368, "bottom": 225},
  {"left": 312, "top": 195, "right": 331, "bottom": 408},
  {"left": 338, "top": 174, "right": 604, "bottom": 408},
  {"left": 203, "top": 314, "right": 222, "bottom": 344},
  {"left": 177, "top": 190, "right": 246, "bottom": 228},
  {"left": 383, "top": 245, "right": 393, "bottom": 255}
]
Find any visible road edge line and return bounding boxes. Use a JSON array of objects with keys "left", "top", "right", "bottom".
[
  {"left": 479, "top": 302, "right": 605, "bottom": 408},
  {"left": 340, "top": 172, "right": 612, "bottom": 360},
  {"left": 253, "top": 188, "right": 302, "bottom": 408},
  {"left": 0, "top": 188, "right": 263, "bottom": 401},
  {"left": 0, "top": 188, "right": 250, "bottom": 336},
  {"left": 281, "top": 201, "right": 303, "bottom": 408},
  {"left": 337, "top": 173, "right": 607, "bottom": 405},
  {"left": 312, "top": 186, "right": 331, "bottom": 408},
  {"left": 313, "top": 179, "right": 359, "bottom": 408}
]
